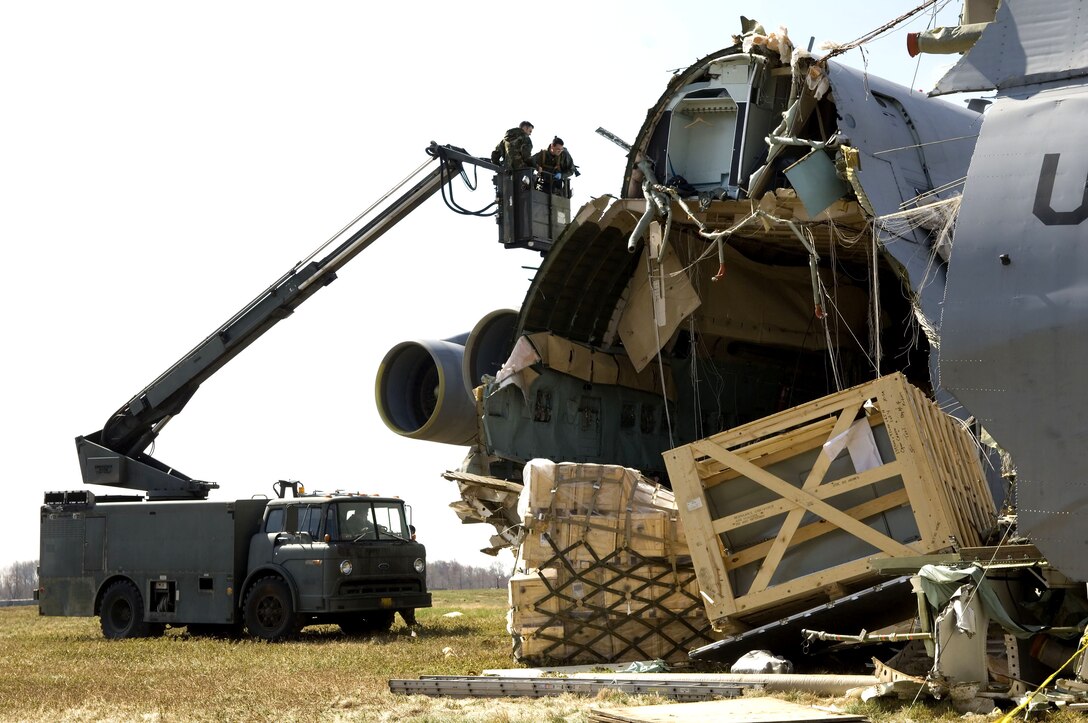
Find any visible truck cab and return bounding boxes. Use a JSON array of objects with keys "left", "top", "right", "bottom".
[{"left": 244, "top": 493, "right": 430, "bottom": 639}]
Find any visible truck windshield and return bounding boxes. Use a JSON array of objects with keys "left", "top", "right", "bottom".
[{"left": 332, "top": 500, "right": 408, "bottom": 542}]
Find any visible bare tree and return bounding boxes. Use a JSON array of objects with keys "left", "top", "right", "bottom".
[
  {"left": 0, "top": 560, "right": 37, "bottom": 600},
  {"left": 427, "top": 560, "right": 510, "bottom": 590}
]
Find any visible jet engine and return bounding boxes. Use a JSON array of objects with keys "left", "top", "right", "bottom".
[{"left": 375, "top": 309, "right": 517, "bottom": 445}]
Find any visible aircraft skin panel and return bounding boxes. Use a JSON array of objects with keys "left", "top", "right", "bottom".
[
  {"left": 935, "top": 0, "right": 1088, "bottom": 95},
  {"left": 824, "top": 62, "right": 979, "bottom": 397},
  {"left": 518, "top": 200, "right": 642, "bottom": 345},
  {"left": 826, "top": 62, "right": 980, "bottom": 203},
  {"left": 940, "top": 84, "right": 1088, "bottom": 579}
]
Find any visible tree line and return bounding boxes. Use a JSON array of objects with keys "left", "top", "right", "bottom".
[
  {"left": 1, "top": 560, "right": 36, "bottom": 601},
  {"left": 0, "top": 559, "right": 508, "bottom": 600},
  {"left": 426, "top": 559, "right": 509, "bottom": 590}
]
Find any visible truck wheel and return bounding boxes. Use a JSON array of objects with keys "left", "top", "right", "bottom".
[
  {"left": 339, "top": 611, "right": 395, "bottom": 636},
  {"left": 100, "top": 580, "right": 153, "bottom": 639},
  {"left": 244, "top": 577, "right": 298, "bottom": 641}
]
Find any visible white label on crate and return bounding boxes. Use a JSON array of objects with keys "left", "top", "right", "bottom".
[{"left": 686, "top": 498, "right": 703, "bottom": 512}]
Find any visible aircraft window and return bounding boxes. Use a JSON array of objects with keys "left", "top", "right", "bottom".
[
  {"left": 533, "top": 389, "right": 552, "bottom": 423},
  {"left": 579, "top": 397, "right": 601, "bottom": 432},
  {"left": 640, "top": 404, "right": 657, "bottom": 434},
  {"left": 659, "top": 402, "right": 676, "bottom": 435}
]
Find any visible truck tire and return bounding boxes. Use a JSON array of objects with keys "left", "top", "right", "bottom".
[
  {"left": 100, "top": 580, "right": 154, "bottom": 639},
  {"left": 244, "top": 577, "right": 298, "bottom": 641},
  {"left": 338, "top": 611, "right": 395, "bottom": 636}
]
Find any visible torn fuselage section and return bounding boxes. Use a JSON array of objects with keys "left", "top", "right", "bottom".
[
  {"left": 633, "top": 53, "right": 791, "bottom": 202},
  {"left": 474, "top": 31, "right": 980, "bottom": 486}
]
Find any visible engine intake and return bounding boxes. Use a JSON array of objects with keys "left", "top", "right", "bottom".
[{"left": 375, "top": 310, "right": 518, "bottom": 446}]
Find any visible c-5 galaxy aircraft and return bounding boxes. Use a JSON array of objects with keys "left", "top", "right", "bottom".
[{"left": 379, "top": 3, "right": 1088, "bottom": 699}]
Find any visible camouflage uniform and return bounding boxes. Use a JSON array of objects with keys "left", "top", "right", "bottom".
[
  {"left": 491, "top": 127, "right": 535, "bottom": 170},
  {"left": 532, "top": 147, "right": 576, "bottom": 196},
  {"left": 532, "top": 147, "right": 575, "bottom": 179}
]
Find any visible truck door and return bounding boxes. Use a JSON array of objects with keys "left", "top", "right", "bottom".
[{"left": 273, "top": 504, "right": 327, "bottom": 612}]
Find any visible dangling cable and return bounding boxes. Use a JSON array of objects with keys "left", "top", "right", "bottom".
[
  {"left": 438, "top": 160, "right": 498, "bottom": 217},
  {"left": 645, "top": 251, "right": 675, "bottom": 448}
]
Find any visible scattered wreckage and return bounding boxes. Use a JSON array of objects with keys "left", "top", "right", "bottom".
[{"left": 383, "top": 3, "right": 1088, "bottom": 717}]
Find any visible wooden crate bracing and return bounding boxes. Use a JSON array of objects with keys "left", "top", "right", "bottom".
[{"left": 664, "top": 373, "right": 994, "bottom": 629}]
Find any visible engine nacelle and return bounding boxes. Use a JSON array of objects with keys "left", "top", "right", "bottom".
[
  {"left": 462, "top": 309, "right": 518, "bottom": 391},
  {"left": 375, "top": 310, "right": 518, "bottom": 446}
]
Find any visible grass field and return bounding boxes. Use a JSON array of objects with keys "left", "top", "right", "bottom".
[{"left": 0, "top": 589, "right": 1077, "bottom": 722}]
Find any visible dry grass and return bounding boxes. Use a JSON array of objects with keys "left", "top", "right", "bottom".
[{"left": 0, "top": 590, "right": 1081, "bottom": 722}]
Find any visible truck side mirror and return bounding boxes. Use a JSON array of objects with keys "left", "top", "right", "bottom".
[{"left": 285, "top": 505, "right": 298, "bottom": 533}]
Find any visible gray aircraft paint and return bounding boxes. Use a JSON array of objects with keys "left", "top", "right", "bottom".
[{"left": 939, "top": 0, "right": 1088, "bottom": 580}]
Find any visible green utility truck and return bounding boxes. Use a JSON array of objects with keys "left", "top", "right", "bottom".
[
  {"left": 39, "top": 487, "right": 429, "bottom": 639},
  {"left": 34, "top": 145, "right": 530, "bottom": 639}
]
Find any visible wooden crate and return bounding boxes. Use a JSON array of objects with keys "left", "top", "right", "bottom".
[
  {"left": 664, "top": 372, "right": 995, "bottom": 630},
  {"left": 508, "top": 569, "right": 559, "bottom": 628}
]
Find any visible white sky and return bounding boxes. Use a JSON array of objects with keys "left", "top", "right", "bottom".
[{"left": 1, "top": 1, "right": 969, "bottom": 573}]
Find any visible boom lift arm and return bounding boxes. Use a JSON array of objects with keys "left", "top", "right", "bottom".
[{"left": 77, "top": 144, "right": 490, "bottom": 500}]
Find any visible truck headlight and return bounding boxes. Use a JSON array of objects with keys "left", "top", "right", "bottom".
[
  {"left": 413, "top": 558, "right": 425, "bottom": 573},
  {"left": 339, "top": 560, "right": 353, "bottom": 576}
]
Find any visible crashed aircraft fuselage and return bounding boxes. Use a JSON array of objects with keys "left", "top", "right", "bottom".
[{"left": 377, "top": 38, "right": 983, "bottom": 492}]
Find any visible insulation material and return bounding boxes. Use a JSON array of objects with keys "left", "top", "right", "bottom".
[
  {"left": 494, "top": 335, "right": 543, "bottom": 397},
  {"left": 742, "top": 26, "right": 794, "bottom": 65},
  {"left": 876, "top": 195, "right": 961, "bottom": 264},
  {"left": 617, "top": 245, "right": 702, "bottom": 373},
  {"left": 509, "top": 460, "right": 715, "bottom": 664}
]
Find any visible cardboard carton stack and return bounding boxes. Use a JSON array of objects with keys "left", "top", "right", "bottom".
[{"left": 508, "top": 460, "right": 715, "bottom": 664}]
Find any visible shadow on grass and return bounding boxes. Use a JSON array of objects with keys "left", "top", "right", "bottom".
[{"left": 279, "top": 622, "right": 483, "bottom": 644}]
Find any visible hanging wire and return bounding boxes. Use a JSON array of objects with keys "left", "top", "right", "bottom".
[
  {"left": 821, "top": 0, "right": 945, "bottom": 60},
  {"left": 872, "top": 134, "right": 979, "bottom": 157},
  {"left": 644, "top": 250, "right": 676, "bottom": 448},
  {"left": 909, "top": 0, "right": 956, "bottom": 90},
  {"left": 871, "top": 226, "right": 882, "bottom": 375},
  {"left": 438, "top": 159, "right": 498, "bottom": 217}
]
